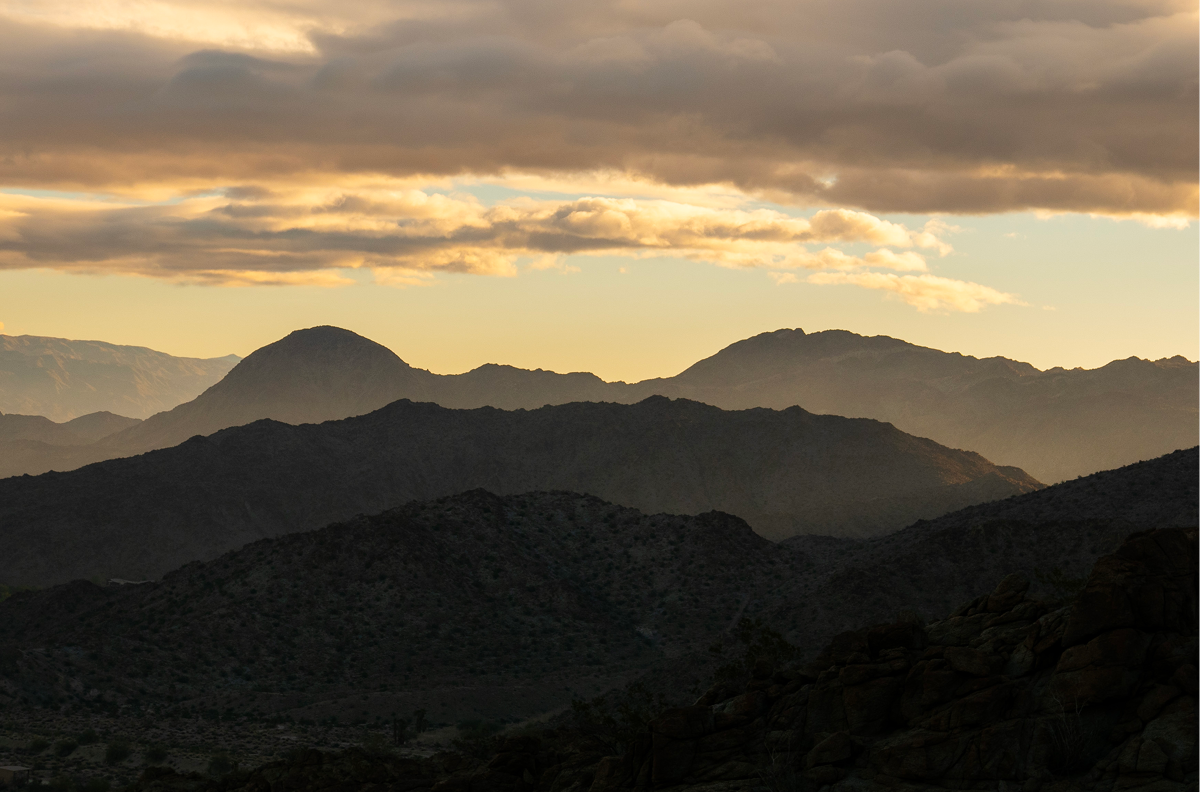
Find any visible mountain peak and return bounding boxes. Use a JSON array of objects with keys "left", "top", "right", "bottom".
[
  {"left": 248, "top": 325, "right": 408, "bottom": 365},
  {"left": 105, "top": 326, "right": 430, "bottom": 452}
]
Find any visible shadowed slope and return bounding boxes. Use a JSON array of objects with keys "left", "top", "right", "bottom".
[
  {"left": 0, "top": 452, "right": 1192, "bottom": 731},
  {"left": 0, "top": 396, "right": 1040, "bottom": 587},
  {"left": 632, "top": 328, "right": 1198, "bottom": 483}
]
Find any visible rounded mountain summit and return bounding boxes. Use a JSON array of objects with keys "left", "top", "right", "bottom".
[{"left": 108, "top": 326, "right": 431, "bottom": 452}]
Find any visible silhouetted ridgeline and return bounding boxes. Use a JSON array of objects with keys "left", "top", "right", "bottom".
[
  {"left": 0, "top": 396, "right": 1040, "bottom": 587},
  {"left": 3, "top": 326, "right": 1195, "bottom": 483}
]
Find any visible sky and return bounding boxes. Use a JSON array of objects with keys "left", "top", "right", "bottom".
[{"left": 0, "top": 0, "right": 1195, "bottom": 381}]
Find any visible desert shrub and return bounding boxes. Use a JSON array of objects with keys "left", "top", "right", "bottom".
[
  {"left": 103, "top": 742, "right": 130, "bottom": 765},
  {"left": 449, "top": 720, "right": 505, "bottom": 759},
  {"left": 709, "top": 617, "right": 798, "bottom": 682},
  {"left": 144, "top": 746, "right": 168, "bottom": 764},
  {"left": 27, "top": 738, "right": 50, "bottom": 754},
  {"left": 48, "top": 775, "right": 75, "bottom": 792},
  {"left": 570, "top": 681, "right": 668, "bottom": 755},
  {"left": 361, "top": 732, "right": 395, "bottom": 758},
  {"left": 756, "top": 730, "right": 800, "bottom": 792},
  {"left": 1046, "top": 696, "right": 1090, "bottom": 775},
  {"left": 1035, "top": 567, "right": 1088, "bottom": 601},
  {"left": 456, "top": 720, "right": 502, "bottom": 742},
  {"left": 207, "top": 752, "right": 236, "bottom": 778},
  {"left": 83, "top": 778, "right": 111, "bottom": 792},
  {"left": 77, "top": 730, "right": 99, "bottom": 746},
  {"left": 55, "top": 739, "right": 79, "bottom": 757}
]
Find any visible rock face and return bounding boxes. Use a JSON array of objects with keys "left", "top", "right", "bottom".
[
  {"left": 0, "top": 396, "right": 1042, "bottom": 586},
  {"left": 116, "top": 528, "right": 1198, "bottom": 792}
]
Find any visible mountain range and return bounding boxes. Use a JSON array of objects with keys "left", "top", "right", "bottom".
[
  {"left": 1, "top": 326, "right": 1194, "bottom": 483},
  {"left": 0, "top": 447, "right": 1193, "bottom": 727},
  {"left": 0, "top": 394, "right": 1041, "bottom": 588},
  {"left": 0, "top": 333, "right": 239, "bottom": 421}
]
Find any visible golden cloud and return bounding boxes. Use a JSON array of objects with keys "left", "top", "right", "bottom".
[
  {"left": 0, "top": 187, "right": 1019, "bottom": 309},
  {"left": 807, "top": 271, "right": 1025, "bottom": 313}
]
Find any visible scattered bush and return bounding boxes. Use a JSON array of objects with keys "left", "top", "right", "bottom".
[
  {"left": 570, "top": 682, "right": 668, "bottom": 755},
  {"left": 709, "top": 617, "right": 798, "bottom": 682},
  {"left": 103, "top": 742, "right": 130, "bottom": 765},
  {"left": 1047, "top": 695, "right": 1090, "bottom": 775},
  {"left": 77, "top": 730, "right": 99, "bottom": 746},
  {"left": 26, "top": 738, "right": 50, "bottom": 754},
  {"left": 207, "top": 752, "right": 236, "bottom": 778},
  {"left": 83, "top": 778, "right": 111, "bottom": 792},
  {"left": 144, "top": 746, "right": 168, "bottom": 764},
  {"left": 456, "top": 720, "right": 503, "bottom": 742},
  {"left": 360, "top": 732, "right": 395, "bottom": 758},
  {"left": 55, "top": 739, "right": 79, "bottom": 757},
  {"left": 48, "top": 774, "right": 74, "bottom": 792}
]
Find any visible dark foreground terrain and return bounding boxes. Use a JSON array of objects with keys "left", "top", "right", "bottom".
[
  {"left": 4, "top": 525, "right": 1193, "bottom": 792},
  {"left": 0, "top": 449, "right": 1194, "bottom": 779}
]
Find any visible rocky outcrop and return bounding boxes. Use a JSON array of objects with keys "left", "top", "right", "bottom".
[
  {"left": 612, "top": 527, "right": 1197, "bottom": 792},
  {"left": 119, "top": 527, "right": 1197, "bottom": 792}
]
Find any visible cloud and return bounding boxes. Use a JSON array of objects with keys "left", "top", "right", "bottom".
[
  {"left": 0, "top": 189, "right": 953, "bottom": 281},
  {"left": 0, "top": 187, "right": 1024, "bottom": 309},
  {"left": 807, "top": 271, "right": 1025, "bottom": 313},
  {"left": 0, "top": 1, "right": 1192, "bottom": 218}
]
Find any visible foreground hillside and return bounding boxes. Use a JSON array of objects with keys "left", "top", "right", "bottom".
[
  {"left": 0, "top": 491, "right": 786, "bottom": 724},
  {"left": 0, "top": 396, "right": 1040, "bottom": 587},
  {"left": 0, "top": 450, "right": 1193, "bottom": 732},
  {"left": 177, "top": 528, "right": 1200, "bottom": 792},
  {"left": 12, "top": 526, "right": 1195, "bottom": 792},
  {"left": 0, "top": 334, "right": 239, "bottom": 421},
  {"left": 770, "top": 447, "right": 1199, "bottom": 649}
]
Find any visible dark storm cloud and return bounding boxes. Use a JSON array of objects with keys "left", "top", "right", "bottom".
[{"left": 0, "top": 0, "right": 1194, "bottom": 216}]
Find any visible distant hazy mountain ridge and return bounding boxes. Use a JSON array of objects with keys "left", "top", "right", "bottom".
[
  {"left": 0, "top": 334, "right": 239, "bottom": 421},
  {"left": 2, "top": 326, "right": 1192, "bottom": 484},
  {"left": 642, "top": 328, "right": 1198, "bottom": 483},
  {"left": 0, "top": 395, "right": 1040, "bottom": 587}
]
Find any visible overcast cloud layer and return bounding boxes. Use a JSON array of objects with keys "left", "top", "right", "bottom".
[{"left": 0, "top": 0, "right": 1194, "bottom": 308}]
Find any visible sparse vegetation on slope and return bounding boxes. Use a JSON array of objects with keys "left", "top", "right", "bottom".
[
  {"left": 0, "top": 396, "right": 1041, "bottom": 587},
  {"left": 1, "top": 449, "right": 1193, "bottom": 732}
]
